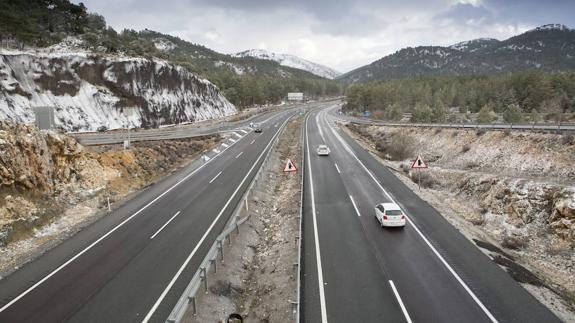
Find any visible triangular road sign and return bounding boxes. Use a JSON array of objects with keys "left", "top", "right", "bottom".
[
  {"left": 411, "top": 155, "right": 428, "bottom": 169},
  {"left": 284, "top": 159, "right": 298, "bottom": 172}
]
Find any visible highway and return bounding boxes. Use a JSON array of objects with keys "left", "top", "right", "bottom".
[
  {"left": 301, "top": 106, "right": 561, "bottom": 322},
  {"left": 0, "top": 103, "right": 308, "bottom": 322}
]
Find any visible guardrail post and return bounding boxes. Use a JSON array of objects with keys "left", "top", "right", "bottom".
[
  {"left": 218, "top": 239, "right": 224, "bottom": 262},
  {"left": 201, "top": 267, "right": 208, "bottom": 293},
  {"left": 235, "top": 220, "right": 240, "bottom": 235},
  {"left": 190, "top": 296, "right": 197, "bottom": 316},
  {"left": 211, "top": 258, "right": 217, "bottom": 273}
]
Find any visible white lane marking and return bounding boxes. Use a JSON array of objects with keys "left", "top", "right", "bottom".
[
  {"left": 305, "top": 114, "right": 329, "bottom": 323},
  {"left": 389, "top": 280, "right": 413, "bottom": 323},
  {"left": 250, "top": 139, "right": 256, "bottom": 145},
  {"left": 233, "top": 132, "right": 242, "bottom": 138},
  {"left": 209, "top": 171, "right": 222, "bottom": 184},
  {"left": 0, "top": 125, "right": 246, "bottom": 314},
  {"left": 349, "top": 195, "right": 361, "bottom": 217},
  {"left": 221, "top": 143, "right": 229, "bottom": 148},
  {"left": 150, "top": 211, "right": 181, "bottom": 239},
  {"left": 240, "top": 129, "right": 248, "bottom": 134},
  {"left": 235, "top": 152, "right": 243, "bottom": 159},
  {"left": 213, "top": 148, "right": 221, "bottom": 154},
  {"left": 334, "top": 163, "right": 341, "bottom": 174},
  {"left": 316, "top": 113, "right": 326, "bottom": 143},
  {"left": 324, "top": 109, "right": 498, "bottom": 323},
  {"left": 142, "top": 114, "right": 293, "bottom": 323},
  {"left": 229, "top": 138, "right": 237, "bottom": 143}
]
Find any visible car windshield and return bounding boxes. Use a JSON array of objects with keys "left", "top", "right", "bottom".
[{"left": 385, "top": 210, "right": 402, "bottom": 216}]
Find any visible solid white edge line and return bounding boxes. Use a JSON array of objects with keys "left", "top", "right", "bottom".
[
  {"left": 150, "top": 211, "right": 182, "bottom": 239},
  {"left": 349, "top": 195, "right": 361, "bottom": 217},
  {"left": 0, "top": 124, "right": 247, "bottom": 314},
  {"left": 334, "top": 163, "right": 341, "bottom": 174},
  {"left": 209, "top": 171, "right": 222, "bottom": 184},
  {"left": 389, "top": 280, "right": 413, "bottom": 323},
  {"left": 141, "top": 113, "right": 293, "bottom": 323},
  {"left": 324, "top": 108, "right": 499, "bottom": 323},
  {"left": 235, "top": 152, "right": 243, "bottom": 159},
  {"left": 305, "top": 114, "right": 329, "bottom": 323}
]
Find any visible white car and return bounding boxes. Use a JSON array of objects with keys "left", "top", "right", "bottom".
[
  {"left": 375, "top": 203, "right": 406, "bottom": 228},
  {"left": 317, "top": 145, "right": 330, "bottom": 156}
]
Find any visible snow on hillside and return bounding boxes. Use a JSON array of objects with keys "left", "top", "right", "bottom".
[
  {"left": 234, "top": 49, "right": 340, "bottom": 79},
  {"left": 0, "top": 42, "right": 236, "bottom": 132}
]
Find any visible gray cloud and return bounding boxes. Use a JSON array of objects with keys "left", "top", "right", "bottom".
[{"left": 74, "top": 0, "right": 575, "bottom": 72}]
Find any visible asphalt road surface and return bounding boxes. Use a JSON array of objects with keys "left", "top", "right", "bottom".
[
  {"left": 301, "top": 106, "right": 561, "bottom": 322},
  {"left": 0, "top": 103, "right": 317, "bottom": 322}
]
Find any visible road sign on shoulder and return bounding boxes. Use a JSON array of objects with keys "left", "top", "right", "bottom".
[
  {"left": 284, "top": 159, "right": 298, "bottom": 172},
  {"left": 411, "top": 155, "right": 428, "bottom": 169}
]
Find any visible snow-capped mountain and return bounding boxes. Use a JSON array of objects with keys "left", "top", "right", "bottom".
[
  {"left": 0, "top": 40, "right": 236, "bottom": 132},
  {"left": 339, "top": 24, "right": 575, "bottom": 83},
  {"left": 234, "top": 49, "right": 341, "bottom": 79}
]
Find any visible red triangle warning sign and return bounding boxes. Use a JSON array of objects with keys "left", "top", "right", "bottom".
[
  {"left": 284, "top": 159, "right": 298, "bottom": 172},
  {"left": 411, "top": 155, "right": 428, "bottom": 169}
]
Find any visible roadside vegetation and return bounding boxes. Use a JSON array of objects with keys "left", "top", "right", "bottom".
[{"left": 343, "top": 72, "right": 575, "bottom": 123}]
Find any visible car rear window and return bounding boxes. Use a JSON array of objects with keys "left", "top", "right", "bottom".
[{"left": 385, "top": 210, "right": 402, "bottom": 216}]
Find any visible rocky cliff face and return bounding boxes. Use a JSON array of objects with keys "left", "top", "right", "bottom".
[{"left": 0, "top": 51, "right": 236, "bottom": 131}]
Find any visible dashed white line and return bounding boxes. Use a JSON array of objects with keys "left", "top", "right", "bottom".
[
  {"left": 150, "top": 211, "right": 181, "bottom": 239},
  {"left": 389, "top": 280, "right": 413, "bottom": 323},
  {"left": 235, "top": 152, "right": 243, "bottom": 159},
  {"left": 250, "top": 139, "right": 256, "bottom": 145},
  {"left": 349, "top": 195, "right": 361, "bottom": 217},
  {"left": 221, "top": 143, "right": 229, "bottom": 148},
  {"left": 233, "top": 132, "right": 242, "bottom": 138},
  {"left": 324, "top": 109, "right": 498, "bottom": 323},
  {"left": 240, "top": 130, "right": 248, "bottom": 134},
  {"left": 229, "top": 138, "right": 237, "bottom": 143},
  {"left": 305, "top": 114, "right": 329, "bottom": 323},
  {"left": 209, "top": 171, "right": 222, "bottom": 184},
  {"left": 334, "top": 163, "right": 341, "bottom": 174}
]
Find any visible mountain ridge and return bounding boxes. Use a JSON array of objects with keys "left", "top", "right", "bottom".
[{"left": 339, "top": 24, "right": 575, "bottom": 83}]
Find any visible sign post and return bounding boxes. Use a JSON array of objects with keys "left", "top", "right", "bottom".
[
  {"left": 283, "top": 159, "right": 298, "bottom": 173},
  {"left": 410, "top": 155, "right": 428, "bottom": 189}
]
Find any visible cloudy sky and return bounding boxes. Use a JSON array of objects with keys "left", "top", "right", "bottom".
[{"left": 74, "top": 0, "right": 575, "bottom": 73}]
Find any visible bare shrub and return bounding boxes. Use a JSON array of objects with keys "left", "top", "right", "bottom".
[
  {"left": 476, "top": 128, "right": 487, "bottom": 136},
  {"left": 464, "top": 161, "right": 480, "bottom": 169},
  {"left": 502, "top": 129, "right": 511, "bottom": 136},
  {"left": 434, "top": 128, "right": 442, "bottom": 134},
  {"left": 385, "top": 133, "right": 415, "bottom": 161},
  {"left": 562, "top": 134, "right": 574, "bottom": 145},
  {"left": 461, "top": 144, "right": 471, "bottom": 153},
  {"left": 502, "top": 235, "right": 527, "bottom": 250},
  {"left": 411, "top": 171, "right": 437, "bottom": 188}
]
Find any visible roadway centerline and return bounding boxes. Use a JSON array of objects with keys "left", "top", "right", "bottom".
[
  {"left": 150, "top": 211, "right": 182, "bottom": 239},
  {"left": 389, "top": 280, "right": 413, "bottom": 323},
  {"left": 209, "top": 171, "right": 222, "bottom": 184},
  {"left": 349, "top": 195, "right": 361, "bottom": 217},
  {"left": 305, "top": 114, "right": 329, "bottom": 323},
  {"left": 324, "top": 108, "right": 498, "bottom": 323},
  {"left": 235, "top": 152, "right": 243, "bottom": 159},
  {"left": 334, "top": 163, "right": 341, "bottom": 174}
]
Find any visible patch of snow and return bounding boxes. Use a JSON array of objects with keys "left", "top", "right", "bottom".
[{"left": 233, "top": 49, "right": 341, "bottom": 79}]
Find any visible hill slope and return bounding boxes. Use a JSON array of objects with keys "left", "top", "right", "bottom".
[
  {"left": 339, "top": 24, "right": 575, "bottom": 83},
  {"left": 233, "top": 49, "right": 341, "bottom": 79}
]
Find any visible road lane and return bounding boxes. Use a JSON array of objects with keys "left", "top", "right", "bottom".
[
  {"left": 0, "top": 107, "right": 298, "bottom": 323},
  {"left": 321, "top": 106, "right": 561, "bottom": 322},
  {"left": 302, "top": 109, "right": 406, "bottom": 323}
]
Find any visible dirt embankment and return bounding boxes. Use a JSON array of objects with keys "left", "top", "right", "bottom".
[
  {"left": 185, "top": 116, "right": 302, "bottom": 323},
  {"left": 346, "top": 123, "right": 575, "bottom": 320},
  {"left": 0, "top": 120, "right": 220, "bottom": 276}
]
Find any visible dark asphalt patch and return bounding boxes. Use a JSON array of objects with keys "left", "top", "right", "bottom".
[
  {"left": 491, "top": 255, "right": 545, "bottom": 287},
  {"left": 473, "top": 239, "right": 515, "bottom": 260}
]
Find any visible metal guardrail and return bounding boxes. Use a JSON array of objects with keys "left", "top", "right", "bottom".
[
  {"left": 166, "top": 114, "right": 294, "bottom": 323},
  {"left": 343, "top": 116, "right": 575, "bottom": 132},
  {"left": 294, "top": 109, "right": 307, "bottom": 323}
]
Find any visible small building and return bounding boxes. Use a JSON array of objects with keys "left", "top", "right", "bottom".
[{"left": 287, "top": 92, "right": 304, "bottom": 101}]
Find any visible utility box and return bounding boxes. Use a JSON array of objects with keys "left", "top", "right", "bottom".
[{"left": 33, "top": 106, "right": 55, "bottom": 130}]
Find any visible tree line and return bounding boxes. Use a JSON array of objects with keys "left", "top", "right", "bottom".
[{"left": 344, "top": 72, "right": 575, "bottom": 123}]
